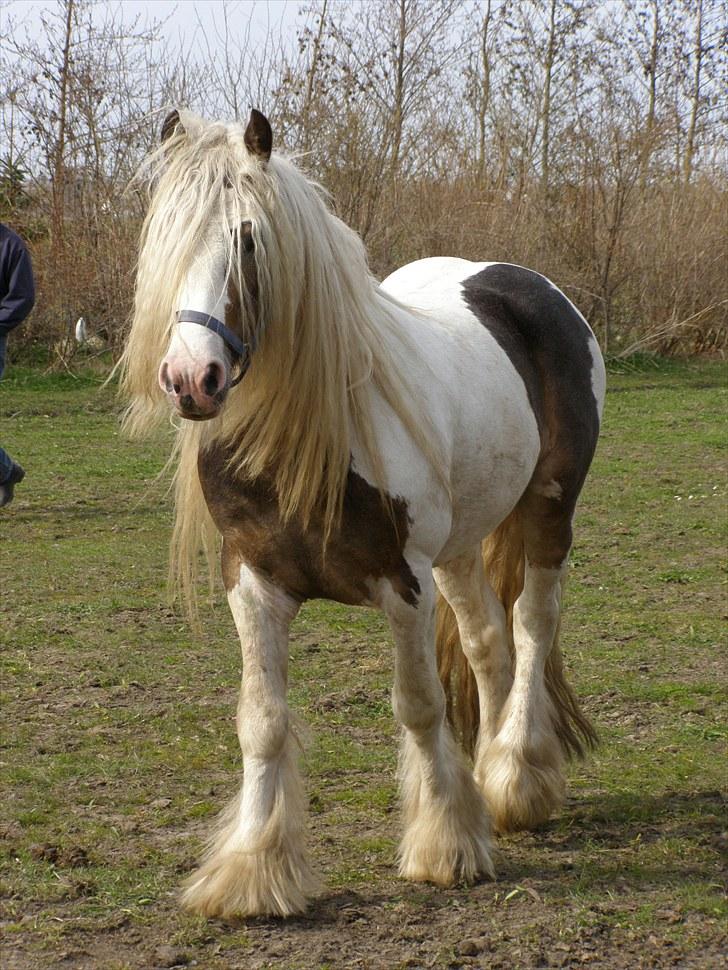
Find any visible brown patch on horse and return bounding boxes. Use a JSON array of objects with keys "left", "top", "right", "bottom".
[
  {"left": 462, "top": 263, "right": 601, "bottom": 569},
  {"left": 198, "top": 443, "right": 420, "bottom": 607}
]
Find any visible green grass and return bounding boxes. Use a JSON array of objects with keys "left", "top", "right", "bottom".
[{"left": 1, "top": 356, "right": 726, "bottom": 969}]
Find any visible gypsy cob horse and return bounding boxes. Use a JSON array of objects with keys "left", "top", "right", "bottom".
[{"left": 120, "top": 108, "right": 605, "bottom": 918}]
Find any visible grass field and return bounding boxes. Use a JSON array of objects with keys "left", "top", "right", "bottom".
[{"left": 1, "top": 357, "right": 726, "bottom": 969}]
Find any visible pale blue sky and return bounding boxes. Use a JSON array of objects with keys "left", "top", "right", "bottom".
[{"left": 3, "top": 0, "right": 304, "bottom": 53}]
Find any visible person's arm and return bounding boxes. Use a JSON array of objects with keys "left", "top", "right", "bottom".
[{"left": 0, "top": 241, "right": 35, "bottom": 335}]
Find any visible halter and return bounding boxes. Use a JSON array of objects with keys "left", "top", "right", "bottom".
[{"left": 176, "top": 309, "right": 252, "bottom": 387}]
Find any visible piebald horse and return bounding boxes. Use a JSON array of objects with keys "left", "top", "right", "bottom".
[{"left": 120, "top": 109, "right": 605, "bottom": 919}]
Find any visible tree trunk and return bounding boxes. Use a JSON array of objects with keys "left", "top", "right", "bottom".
[
  {"left": 390, "top": 0, "right": 407, "bottom": 180},
  {"left": 639, "top": 0, "right": 659, "bottom": 189},
  {"left": 476, "top": 0, "right": 492, "bottom": 185},
  {"left": 540, "top": 0, "right": 557, "bottom": 194},
  {"left": 683, "top": 0, "right": 704, "bottom": 185},
  {"left": 51, "top": 0, "right": 74, "bottom": 251},
  {"left": 301, "top": 0, "right": 329, "bottom": 155}
]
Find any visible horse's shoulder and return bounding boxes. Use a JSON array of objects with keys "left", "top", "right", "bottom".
[{"left": 199, "top": 443, "right": 421, "bottom": 608}]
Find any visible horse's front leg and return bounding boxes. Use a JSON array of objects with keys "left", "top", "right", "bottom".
[
  {"left": 384, "top": 558, "right": 495, "bottom": 886},
  {"left": 181, "top": 564, "right": 318, "bottom": 918}
]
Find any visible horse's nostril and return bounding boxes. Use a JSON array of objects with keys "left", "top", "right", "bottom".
[
  {"left": 173, "top": 383, "right": 181, "bottom": 394},
  {"left": 159, "top": 362, "right": 174, "bottom": 394},
  {"left": 203, "top": 363, "right": 224, "bottom": 398}
]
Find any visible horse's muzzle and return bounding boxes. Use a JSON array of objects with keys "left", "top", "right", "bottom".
[{"left": 158, "top": 359, "right": 228, "bottom": 420}]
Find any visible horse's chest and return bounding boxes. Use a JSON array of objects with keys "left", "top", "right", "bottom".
[{"left": 198, "top": 445, "right": 420, "bottom": 607}]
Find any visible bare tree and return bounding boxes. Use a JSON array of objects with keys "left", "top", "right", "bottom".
[{"left": 0, "top": 0, "right": 724, "bottom": 360}]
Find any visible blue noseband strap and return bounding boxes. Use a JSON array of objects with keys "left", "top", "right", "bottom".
[{"left": 176, "top": 310, "right": 251, "bottom": 386}]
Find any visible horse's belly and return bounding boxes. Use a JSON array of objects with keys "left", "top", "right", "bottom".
[
  {"left": 391, "top": 321, "right": 541, "bottom": 565},
  {"left": 435, "top": 395, "right": 540, "bottom": 564}
]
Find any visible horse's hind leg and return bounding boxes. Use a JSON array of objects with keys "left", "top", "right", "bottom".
[
  {"left": 433, "top": 548, "right": 513, "bottom": 759},
  {"left": 384, "top": 556, "right": 494, "bottom": 886},
  {"left": 181, "top": 565, "right": 318, "bottom": 918},
  {"left": 480, "top": 492, "right": 575, "bottom": 832}
]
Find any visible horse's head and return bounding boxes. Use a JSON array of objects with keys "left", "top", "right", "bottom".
[{"left": 156, "top": 109, "right": 272, "bottom": 421}]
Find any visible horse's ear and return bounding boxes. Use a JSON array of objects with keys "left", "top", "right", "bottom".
[
  {"left": 244, "top": 109, "right": 272, "bottom": 163},
  {"left": 161, "top": 109, "right": 185, "bottom": 144}
]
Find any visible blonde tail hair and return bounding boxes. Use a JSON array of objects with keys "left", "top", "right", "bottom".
[{"left": 436, "top": 510, "right": 597, "bottom": 759}]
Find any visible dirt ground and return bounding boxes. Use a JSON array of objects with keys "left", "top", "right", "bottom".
[
  {"left": 2, "top": 364, "right": 726, "bottom": 968},
  {"left": 3, "top": 801, "right": 726, "bottom": 970},
  {"left": 2, "top": 659, "right": 726, "bottom": 969}
]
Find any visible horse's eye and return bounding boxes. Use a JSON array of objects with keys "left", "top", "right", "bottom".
[{"left": 240, "top": 220, "right": 255, "bottom": 254}]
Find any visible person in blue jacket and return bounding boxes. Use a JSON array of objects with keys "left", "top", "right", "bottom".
[{"left": 0, "top": 223, "right": 35, "bottom": 508}]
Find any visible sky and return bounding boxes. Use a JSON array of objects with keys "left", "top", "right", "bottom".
[
  {"left": 0, "top": 0, "right": 311, "bottom": 173},
  {"left": 2, "top": 0, "right": 305, "bottom": 54}
]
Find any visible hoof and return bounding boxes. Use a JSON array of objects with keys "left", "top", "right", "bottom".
[
  {"left": 181, "top": 844, "right": 319, "bottom": 919},
  {"left": 478, "top": 735, "right": 565, "bottom": 833},
  {"left": 398, "top": 733, "right": 495, "bottom": 886},
  {"left": 399, "top": 815, "right": 495, "bottom": 886}
]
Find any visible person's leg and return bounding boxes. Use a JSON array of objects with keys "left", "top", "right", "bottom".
[
  {"left": 0, "top": 447, "right": 13, "bottom": 484},
  {"left": 0, "top": 334, "right": 25, "bottom": 507}
]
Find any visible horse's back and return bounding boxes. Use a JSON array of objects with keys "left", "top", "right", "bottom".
[
  {"left": 385, "top": 258, "right": 603, "bottom": 406},
  {"left": 383, "top": 257, "right": 605, "bottom": 476}
]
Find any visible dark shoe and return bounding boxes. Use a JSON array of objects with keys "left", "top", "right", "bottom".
[{"left": 0, "top": 462, "right": 25, "bottom": 508}]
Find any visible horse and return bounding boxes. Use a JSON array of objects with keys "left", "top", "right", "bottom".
[{"left": 119, "top": 108, "right": 606, "bottom": 920}]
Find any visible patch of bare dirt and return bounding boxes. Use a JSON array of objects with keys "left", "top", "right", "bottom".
[{"left": 3, "top": 879, "right": 726, "bottom": 970}]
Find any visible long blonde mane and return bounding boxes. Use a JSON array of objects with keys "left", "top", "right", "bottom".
[{"left": 120, "top": 113, "right": 441, "bottom": 609}]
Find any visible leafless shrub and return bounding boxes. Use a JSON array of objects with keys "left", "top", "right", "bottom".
[{"left": 1, "top": 0, "right": 725, "bottom": 364}]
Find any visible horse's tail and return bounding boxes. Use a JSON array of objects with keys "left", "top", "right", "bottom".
[{"left": 435, "top": 509, "right": 597, "bottom": 759}]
